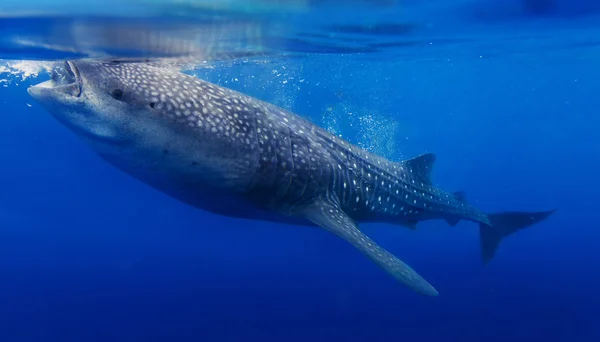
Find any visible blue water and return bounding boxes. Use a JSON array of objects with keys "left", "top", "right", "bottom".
[{"left": 1, "top": 1, "right": 599, "bottom": 341}]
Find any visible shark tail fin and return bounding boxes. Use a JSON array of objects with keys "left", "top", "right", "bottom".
[{"left": 479, "top": 209, "right": 557, "bottom": 264}]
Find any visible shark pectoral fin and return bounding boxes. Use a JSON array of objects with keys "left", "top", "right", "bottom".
[{"left": 301, "top": 197, "right": 438, "bottom": 296}]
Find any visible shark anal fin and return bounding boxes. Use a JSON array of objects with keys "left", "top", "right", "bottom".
[
  {"left": 405, "top": 220, "right": 418, "bottom": 230},
  {"left": 301, "top": 196, "right": 438, "bottom": 296},
  {"left": 445, "top": 217, "right": 461, "bottom": 226},
  {"left": 444, "top": 192, "right": 467, "bottom": 226}
]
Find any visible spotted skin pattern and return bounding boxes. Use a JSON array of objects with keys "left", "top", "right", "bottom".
[
  {"left": 28, "top": 60, "right": 555, "bottom": 297},
  {"left": 89, "top": 62, "right": 488, "bottom": 224}
]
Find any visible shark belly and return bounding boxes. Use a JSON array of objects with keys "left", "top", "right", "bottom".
[{"left": 81, "top": 103, "right": 317, "bottom": 227}]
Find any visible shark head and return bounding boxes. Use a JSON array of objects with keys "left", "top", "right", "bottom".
[
  {"left": 28, "top": 59, "right": 260, "bottom": 190},
  {"left": 27, "top": 60, "right": 165, "bottom": 146}
]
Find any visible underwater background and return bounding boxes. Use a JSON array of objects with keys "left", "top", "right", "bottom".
[{"left": 0, "top": 0, "right": 599, "bottom": 341}]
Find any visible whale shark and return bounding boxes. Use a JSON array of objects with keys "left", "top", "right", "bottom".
[{"left": 28, "top": 59, "right": 555, "bottom": 296}]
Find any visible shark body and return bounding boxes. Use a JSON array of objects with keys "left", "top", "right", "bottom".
[{"left": 28, "top": 60, "right": 555, "bottom": 296}]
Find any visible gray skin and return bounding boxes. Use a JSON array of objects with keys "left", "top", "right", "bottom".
[{"left": 28, "top": 60, "right": 555, "bottom": 296}]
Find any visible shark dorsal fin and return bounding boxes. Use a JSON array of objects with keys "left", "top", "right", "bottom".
[{"left": 402, "top": 153, "right": 436, "bottom": 184}]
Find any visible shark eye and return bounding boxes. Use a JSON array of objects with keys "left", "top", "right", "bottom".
[{"left": 111, "top": 88, "right": 124, "bottom": 101}]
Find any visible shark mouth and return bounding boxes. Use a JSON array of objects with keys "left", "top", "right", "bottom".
[
  {"left": 52, "top": 61, "right": 79, "bottom": 85},
  {"left": 33, "top": 61, "right": 82, "bottom": 97}
]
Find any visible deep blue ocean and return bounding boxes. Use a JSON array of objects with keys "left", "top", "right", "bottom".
[{"left": 0, "top": 1, "right": 599, "bottom": 341}]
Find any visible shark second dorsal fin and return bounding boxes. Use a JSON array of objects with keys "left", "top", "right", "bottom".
[
  {"left": 402, "top": 153, "right": 436, "bottom": 184},
  {"left": 452, "top": 191, "right": 467, "bottom": 202},
  {"left": 300, "top": 195, "right": 438, "bottom": 296}
]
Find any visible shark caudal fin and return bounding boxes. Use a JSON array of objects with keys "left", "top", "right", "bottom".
[{"left": 479, "top": 209, "right": 557, "bottom": 264}]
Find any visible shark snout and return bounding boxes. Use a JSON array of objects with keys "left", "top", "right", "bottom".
[{"left": 28, "top": 81, "right": 57, "bottom": 105}]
